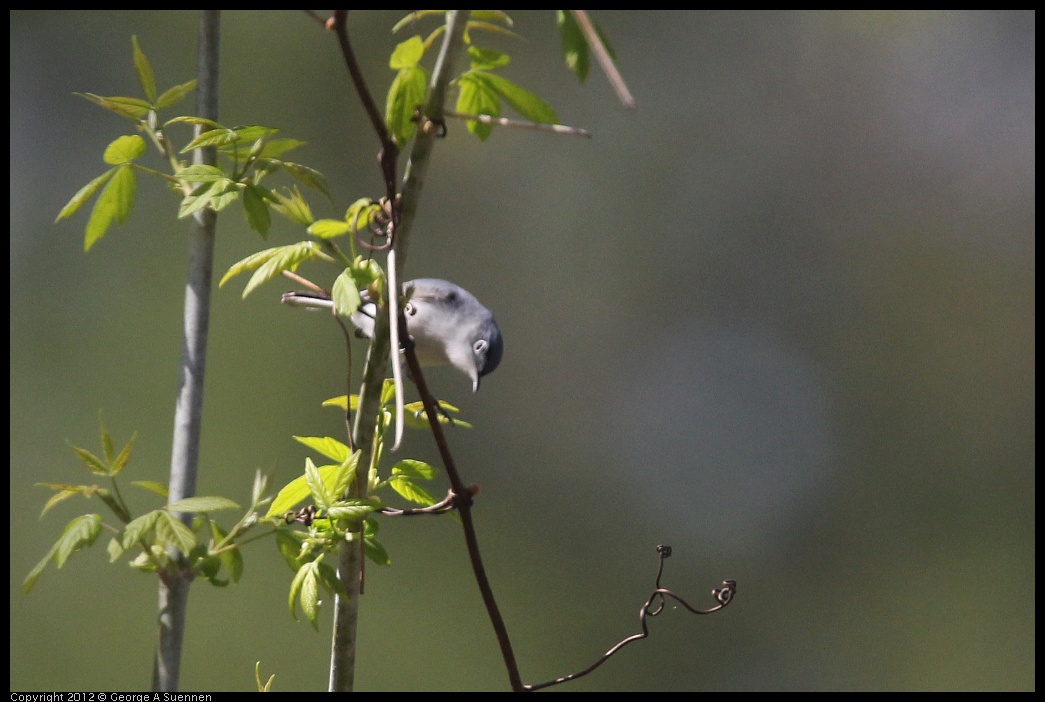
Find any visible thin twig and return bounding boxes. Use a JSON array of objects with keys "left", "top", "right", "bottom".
[
  {"left": 444, "top": 109, "right": 592, "bottom": 138},
  {"left": 281, "top": 269, "right": 327, "bottom": 295},
  {"left": 570, "top": 10, "right": 636, "bottom": 109}
]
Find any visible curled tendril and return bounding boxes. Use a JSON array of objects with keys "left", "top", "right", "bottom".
[
  {"left": 713, "top": 580, "right": 737, "bottom": 606},
  {"left": 353, "top": 197, "right": 397, "bottom": 252},
  {"left": 525, "top": 545, "right": 736, "bottom": 691}
]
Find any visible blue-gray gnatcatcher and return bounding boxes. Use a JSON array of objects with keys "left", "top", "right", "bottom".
[{"left": 283, "top": 278, "right": 503, "bottom": 392}]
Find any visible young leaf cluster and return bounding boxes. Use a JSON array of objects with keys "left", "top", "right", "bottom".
[
  {"left": 265, "top": 380, "right": 473, "bottom": 628},
  {"left": 24, "top": 421, "right": 263, "bottom": 594},
  {"left": 55, "top": 37, "right": 330, "bottom": 250},
  {"left": 25, "top": 385, "right": 466, "bottom": 632},
  {"left": 387, "top": 10, "right": 558, "bottom": 142}
]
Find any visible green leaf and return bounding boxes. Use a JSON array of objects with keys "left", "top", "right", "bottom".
[
  {"left": 325, "top": 502, "right": 378, "bottom": 520},
  {"left": 156, "top": 511, "right": 197, "bottom": 557},
  {"left": 177, "top": 178, "right": 240, "bottom": 219},
  {"left": 167, "top": 496, "right": 241, "bottom": 514},
  {"left": 103, "top": 163, "right": 135, "bottom": 217},
  {"left": 164, "top": 115, "right": 224, "bottom": 130},
  {"left": 317, "top": 560, "right": 349, "bottom": 600},
  {"left": 380, "top": 377, "right": 398, "bottom": 406},
  {"left": 276, "top": 529, "right": 306, "bottom": 571},
  {"left": 122, "top": 511, "right": 160, "bottom": 549},
  {"left": 294, "top": 436, "right": 351, "bottom": 464},
  {"left": 386, "top": 65, "right": 428, "bottom": 145},
  {"left": 229, "top": 138, "right": 305, "bottom": 160},
  {"left": 23, "top": 541, "right": 59, "bottom": 593},
  {"left": 84, "top": 164, "right": 136, "bottom": 251},
  {"left": 195, "top": 552, "right": 226, "bottom": 585},
  {"left": 403, "top": 400, "right": 472, "bottom": 429},
  {"left": 469, "top": 10, "right": 513, "bottom": 25},
  {"left": 322, "top": 395, "right": 351, "bottom": 411},
  {"left": 288, "top": 559, "right": 308, "bottom": 619},
  {"left": 388, "top": 477, "right": 437, "bottom": 506},
  {"left": 557, "top": 10, "right": 589, "bottom": 82},
  {"left": 456, "top": 72, "right": 499, "bottom": 140},
  {"left": 289, "top": 560, "right": 322, "bottom": 629},
  {"left": 364, "top": 531, "right": 391, "bottom": 566},
  {"left": 304, "top": 457, "right": 333, "bottom": 509},
  {"left": 181, "top": 128, "right": 238, "bottom": 153},
  {"left": 300, "top": 562, "right": 321, "bottom": 629},
  {"left": 390, "top": 36, "right": 425, "bottom": 69},
  {"left": 255, "top": 662, "right": 275, "bottom": 693},
  {"left": 54, "top": 514, "right": 103, "bottom": 568},
  {"left": 468, "top": 46, "right": 510, "bottom": 70},
  {"left": 77, "top": 93, "right": 153, "bottom": 121},
  {"left": 307, "top": 219, "right": 352, "bottom": 240},
  {"left": 131, "top": 36, "right": 157, "bottom": 103},
  {"left": 392, "top": 11, "right": 446, "bottom": 34},
  {"left": 35, "top": 481, "right": 92, "bottom": 493},
  {"left": 421, "top": 26, "right": 448, "bottom": 53},
  {"left": 277, "top": 161, "right": 331, "bottom": 199},
  {"left": 351, "top": 255, "right": 384, "bottom": 293},
  {"left": 331, "top": 269, "right": 363, "bottom": 318},
  {"left": 131, "top": 546, "right": 163, "bottom": 572},
  {"left": 69, "top": 444, "right": 109, "bottom": 476},
  {"left": 107, "top": 537, "right": 125, "bottom": 563},
  {"left": 55, "top": 169, "right": 115, "bottom": 223},
  {"left": 267, "top": 472, "right": 319, "bottom": 520},
  {"left": 270, "top": 187, "right": 314, "bottom": 226},
  {"left": 266, "top": 462, "right": 344, "bottom": 518},
  {"left": 131, "top": 480, "right": 169, "bottom": 498},
  {"left": 108, "top": 431, "right": 137, "bottom": 476},
  {"left": 479, "top": 72, "right": 558, "bottom": 124},
  {"left": 174, "top": 164, "right": 227, "bottom": 182},
  {"left": 242, "top": 183, "right": 272, "bottom": 237},
  {"left": 251, "top": 470, "right": 270, "bottom": 507},
  {"left": 219, "top": 240, "right": 333, "bottom": 293},
  {"left": 99, "top": 421, "right": 115, "bottom": 463},
  {"left": 155, "top": 80, "right": 197, "bottom": 110},
  {"left": 330, "top": 450, "right": 360, "bottom": 500},
  {"left": 37, "top": 486, "right": 83, "bottom": 518},
  {"left": 464, "top": 20, "right": 524, "bottom": 42},
  {"left": 210, "top": 521, "right": 244, "bottom": 583},
  {"left": 233, "top": 125, "right": 280, "bottom": 143},
  {"left": 391, "top": 459, "right": 437, "bottom": 480},
  {"left": 207, "top": 181, "right": 242, "bottom": 213}
]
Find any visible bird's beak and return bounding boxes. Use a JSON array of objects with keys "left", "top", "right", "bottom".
[{"left": 472, "top": 375, "right": 480, "bottom": 393}]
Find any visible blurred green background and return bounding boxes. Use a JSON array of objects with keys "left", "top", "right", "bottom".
[{"left": 9, "top": 10, "right": 1034, "bottom": 692}]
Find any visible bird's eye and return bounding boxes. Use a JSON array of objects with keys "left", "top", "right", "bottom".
[
  {"left": 474, "top": 339, "right": 488, "bottom": 355},
  {"left": 404, "top": 302, "right": 417, "bottom": 316}
]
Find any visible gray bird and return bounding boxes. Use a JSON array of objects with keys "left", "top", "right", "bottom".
[{"left": 284, "top": 278, "right": 502, "bottom": 392}]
